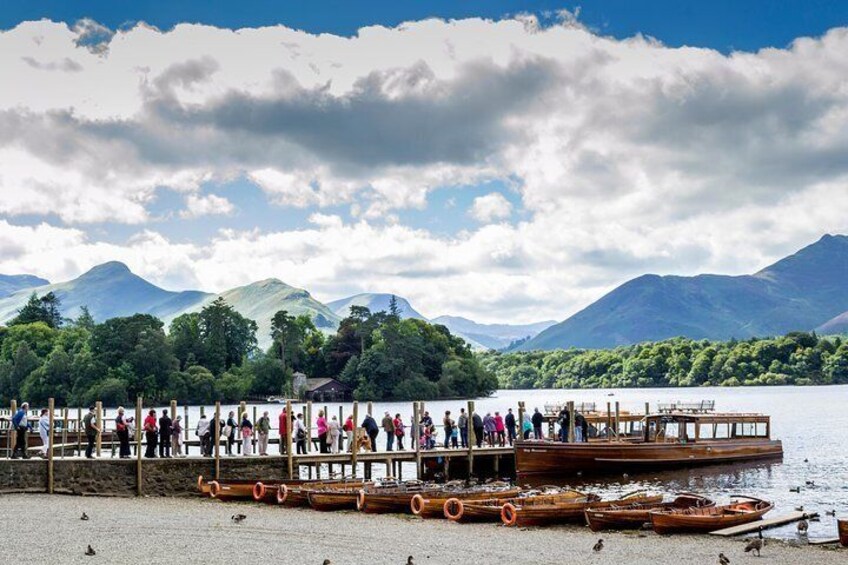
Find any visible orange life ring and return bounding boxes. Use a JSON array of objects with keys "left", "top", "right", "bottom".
[
  {"left": 276, "top": 484, "right": 288, "bottom": 504},
  {"left": 197, "top": 475, "right": 205, "bottom": 493},
  {"left": 253, "top": 482, "right": 266, "bottom": 501},
  {"left": 444, "top": 498, "right": 464, "bottom": 521},
  {"left": 410, "top": 494, "right": 425, "bottom": 515},
  {"left": 356, "top": 489, "right": 366, "bottom": 511},
  {"left": 209, "top": 480, "right": 221, "bottom": 498},
  {"left": 501, "top": 502, "right": 517, "bottom": 526}
]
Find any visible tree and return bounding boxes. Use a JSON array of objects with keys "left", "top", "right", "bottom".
[
  {"left": 198, "top": 298, "right": 257, "bottom": 375},
  {"left": 169, "top": 313, "right": 203, "bottom": 370},
  {"left": 9, "top": 292, "right": 63, "bottom": 328},
  {"left": 270, "top": 310, "right": 296, "bottom": 373}
]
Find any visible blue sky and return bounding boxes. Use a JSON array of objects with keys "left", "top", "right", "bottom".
[{"left": 1, "top": 3, "right": 847, "bottom": 322}]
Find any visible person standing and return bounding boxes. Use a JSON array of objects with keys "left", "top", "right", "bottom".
[
  {"left": 257, "top": 411, "right": 271, "bottom": 456},
  {"left": 225, "top": 411, "right": 237, "bottom": 456},
  {"left": 494, "top": 411, "right": 506, "bottom": 447},
  {"left": 11, "top": 402, "right": 31, "bottom": 459},
  {"left": 343, "top": 414, "right": 354, "bottom": 452},
  {"left": 457, "top": 408, "right": 468, "bottom": 449},
  {"left": 483, "top": 413, "right": 496, "bottom": 447},
  {"left": 382, "top": 411, "right": 395, "bottom": 452},
  {"left": 328, "top": 415, "right": 341, "bottom": 454},
  {"left": 393, "top": 414, "right": 405, "bottom": 451},
  {"left": 504, "top": 408, "right": 516, "bottom": 446},
  {"left": 158, "top": 409, "right": 172, "bottom": 458},
  {"left": 557, "top": 406, "right": 570, "bottom": 443},
  {"left": 294, "top": 413, "right": 307, "bottom": 454},
  {"left": 196, "top": 413, "right": 210, "bottom": 457},
  {"left": 316, "top": 410, "right": 329, "bottom": 454},
  {"left": 38, "top": 408, "right": 50, "bottom": 458},
  {"left": 522, "top": 413, "right": 532, "bottom": 439},
  {"left": 531, "top": 408, "right": 544, "bottom": 440},
  {"left": 472, "top": 411, "right": 484, "bottom": 448},
  {"left": 171, "top": 415, "right": 183, "bottom": 457},
  {"left": 278, "top": 408, "right": 288, "bottom": 454},
  {"left": 361, "top": 413, "right": 379, "bottom": 452},
  {"left": 84, "top": 406, "right": 101, "bottom": 459},
  {"left": 442, "top": 411, "right": 454, "bottom": 449},
  {"left": 142, "top": 409, "right": 157, "bottom": 458},
  {"left": 115, "top": 407, "right": 131, "bottom": 459},
  {"left": 240, "top": 412, "right": 253, "bottom": 456}
]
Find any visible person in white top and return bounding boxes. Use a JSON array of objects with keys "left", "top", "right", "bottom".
[
  {"left": 38, "top": 409, "right": 50, "bottom": 457},
  {"left": 328, "top": 416, "right": 341, "bottom": 454}
]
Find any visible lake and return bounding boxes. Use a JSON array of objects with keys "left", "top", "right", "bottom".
[{"left": 148, "top": 385, "right": 847, "bottom": 540}]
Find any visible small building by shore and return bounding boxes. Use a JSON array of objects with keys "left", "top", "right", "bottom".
[{"left": 293, "top": 373, "right": 353, "bottom": 402}]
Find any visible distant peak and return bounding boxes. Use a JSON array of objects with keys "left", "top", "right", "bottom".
[{"left": 82, "top": 261, "right": 132, "bottom": 276}]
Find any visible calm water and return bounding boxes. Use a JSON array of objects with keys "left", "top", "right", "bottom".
[{"left": 147, "top": 385, "right": 847, "bottom": 540}]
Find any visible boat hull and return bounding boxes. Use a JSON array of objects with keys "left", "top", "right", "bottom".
[
  {"left": 515, "top": 439, "right": 783, "bottom": 478},
  {"left": 411, "top": 488, "right": 523, "bottom": 518},
  {"left": 308, "top": 490, "right": 360, "bottom": 511},
  {"left": 838, "top": 519, "right": 848, "bottom": 547},
  {"left": 584, "top": 495, "right": 714, "bottom": 531},
  {"left": 504, "top": 494, "right": 663, "bottom": 527},
  {"left": 650, "top": 499, "right": 773, "bottom": 534}
]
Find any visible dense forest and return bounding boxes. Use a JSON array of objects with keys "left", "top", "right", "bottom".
[
  {"left": 480, "top": 331, "right": 848, "bottom": 389},
  {"left": 0, "top": 293, "right": 496, "bottom": 406}
]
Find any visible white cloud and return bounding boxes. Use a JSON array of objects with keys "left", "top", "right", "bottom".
[
  {"left": 2, "top": 17, "right": 848, "bottom": 322},
  {"left": 469, "top": 192, "right": 513, "bottom": 222},
  {"left": 180, "top": 193, "right": 235, "bottom": 219}
]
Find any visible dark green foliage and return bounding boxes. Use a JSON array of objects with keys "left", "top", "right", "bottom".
[
  {"left": 9, "top": 292, "right": 63, "bottom": 329},
  {"left": 483, "top": 332, "right": 848, "bottom": 389}
]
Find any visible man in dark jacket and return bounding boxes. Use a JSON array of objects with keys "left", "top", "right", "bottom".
[
  {"left": 361, "top": 414, "right": 380, "bottom": 452},
  {"left": 557, "top": 407, "right": 570, "bottom": 442},
  {"left": 11, "top": 403, "right": 31, "bottom": 459},
  {"left": 531, "top": 408, "right": 545, "bottom": 440},
  {"left": 158, "top": 410, "right": 172, "bottom": 458},
  {"left": 471, "top": 412, "right": 484, "bottom": 448},
  {"left": 504, "top": 408, "right": 517, "bottom": 446}
]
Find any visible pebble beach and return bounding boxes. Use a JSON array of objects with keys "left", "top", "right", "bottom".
[{"left": 1, "top": 494, "right": 843, "bottom": 565}]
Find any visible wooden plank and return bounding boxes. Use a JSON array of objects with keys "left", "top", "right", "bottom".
[
  {"left": 47, "top": 398, "right": 54, "bottom": 494},
  {"left": 135, "top": 397, "right": 142, "bottom": 496},
  {"left": 808, "top": 537, "right": 840, "bottom": 546},
  {"left": 710, "top": 512, "right": 818, "bottom": 536}
]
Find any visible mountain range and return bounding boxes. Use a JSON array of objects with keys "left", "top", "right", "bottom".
[
  {"left": 521, "top": 234, "right": 848, "bottom": 350},
  {"left": 0, "top": 264, "right": 549, "bottom": 350}
]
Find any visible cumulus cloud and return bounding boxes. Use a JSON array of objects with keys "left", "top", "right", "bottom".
[
  {"left": 180, "top": 193, "right": 235, "bottom": 218},
  {"left": 469, "top": 192, "right": 513, "bottom": 222},
  {"left": 2, "top": 17, "right": 848, "bottom": 322}
]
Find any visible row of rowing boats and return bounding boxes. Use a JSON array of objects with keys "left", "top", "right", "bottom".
[{"left": 197, "top": 476, "right": 781, "bottom": 534}]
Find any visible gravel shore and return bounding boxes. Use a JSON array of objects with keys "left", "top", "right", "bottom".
[{"left": 1, "top": 494, "right": 843, "bottom": 564}]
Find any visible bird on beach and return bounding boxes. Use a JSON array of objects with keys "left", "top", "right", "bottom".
[
  {"left": 231, "top": 514, "right": 247, "bottom": 523},
  {"left": 744, "top": 528, "right": 764, "bottom": 557},
  {"left": 805, "top": 480, "right": 815, "bottom": 487},
  {"left": 794, "top": 505, "right": 804, "bottom": 512},
  {"left": 84, "top": 545, "right": 96, "bottom": 556},
  {"left": 593, "top": 539, "right": 604, "bottom": 552},
  {"left": 789, "top": 487, "right": 801, "bottom": 493},
  {"left": 322, "top": 560, "right": 332, "bottom": 565},
  {"left": 406, "top": 556, "right": 415, "bottom": 565},
  {"left": 718, "top": 553, "right": 730, "bottom": 565},
  {"left": 804, "top": 458, "right": 809, "bottom": 463},
  {"left": 797, "top": 517, "right": 809, "bottom": 535},
  {"left": 826, "top": 509, "right": 836, "bottom": 517},
  {"left": 80, "top": 512, "right": 89, "bottom": 521}
]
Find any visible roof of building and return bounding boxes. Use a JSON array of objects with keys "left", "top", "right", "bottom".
[{"left": 304, "top": 377, "right": 351, "bottom": 391}]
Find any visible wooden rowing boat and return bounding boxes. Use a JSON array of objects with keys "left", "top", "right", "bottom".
[
  {"left": 650, "top": 496, "right": 773, "bottom": 534},
  {"left": 444, "top": 489, "right": 592, "bottom": 523},
  {"left": 411, "top": 486, "right": 523, "bottom": 518},
  {"left": 501, "top": 491, "right": 663, "bottom": 527},
  {"left": 256, "top": 479, "right": 363, "bottom": 505},
  {"left": 584, "top": 493, "right": 714, "bottom": 531},
  {"left": 308, "top": 488, "right": 362, "bottom": 511},
  {"left": 838, "top": 519, "right": 848, "bottom": 547}
]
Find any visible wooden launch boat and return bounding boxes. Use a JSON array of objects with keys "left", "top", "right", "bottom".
[
  {"left": 515, "top": 412, "right": 782, "bottom": 479},
  {"left": 500, "top": 491, "right": 663, "bottom": 527},
  {"left": 356, "top": 480, "right": 443, "bottom": 514},
  {"left": 411, "top": 485, "right": 524, "bottom": 518},
  {"left": 650, "top": 496, "right": 773, "bottom": 534},
  {"left": 838, "top": 519, "right": 848, "bottom": 547},
  {"left": 254, "top": 478, "right": 362, "bottom": 504},
  {"left": 443, "top": 489, "right": 593, "bottom": 523},
  {"left": 584, "top": 493, "right": 714, "bottom": 531},
  {"left": 308, "top": 488, "right": 363, "bottom": 511}
]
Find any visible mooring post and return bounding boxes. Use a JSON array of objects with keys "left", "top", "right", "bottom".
[
  {"left": 351, "top": 401, "right": 359, "bottom": 478},
  {"left": 567, "top": 401, "right": 575, "bottom": 443},
  {"left": 214, "top": 402, "right": 221, "bottom": 481},
  {"left": 285, "top": 400, "right": 293, "bottom": 479},
  {"left": 614, "top": 401, "right": 621, "bottom": 441},
  {"left": 607, "top": 402, "right": 612, "bottom": 442},
  {"left": 517, "top": 401, "right": 525, "bottom": 442},
  {"left": 135, "top": 397, "right": 142, "bottom": 496},
  {"left": 95, "top": 401, "right": 103, "bottom": 457},
  {"left": 61, "top": 408, "right": 68, "bottom": 458},
  {"left": 47, "top": 397, "right": 54, "bottom": 494},
  {"left": 77, "top": 407, "right": 82, "bottom": 456},
  {"left": 367, "top": 401, "right": 373, "bottom": 417},
  {"left": 252, "top": 405, "right": 258, "bottom": 453},
  {"left": 467, "top": 400, "right": 475, "bottom": 479},
  {"left": 413, "top": 401, "right": 421, "bottom": 480},
  {"left": 306, "top": 401, "right": 313, "bottom": 453},
  {"left": 338, "top": 405, "right": 344, "bottom": 452}
]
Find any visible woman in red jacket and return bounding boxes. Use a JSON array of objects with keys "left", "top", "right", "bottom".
[
  {"left": 143, "top": 409, "right": 158, "bottom": 458},
  {"left": 343, "top": 415, "right": 354, "bottom": 452}
]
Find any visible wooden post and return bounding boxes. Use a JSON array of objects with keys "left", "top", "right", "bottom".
[
  {"left": 184, "top": 405, "right": 189, "bottom": 448},
  {"left": 614, "top": 401, "right": 621, "bottom": 441},
  {"left": 8, "top": 400, "right": 17, "bottom": 458},
  {"left": 61, "top": 408, "right": 68, "bottom": 458},
  {"left": 412, "top": 402, "right": 421, "bottom": 480},
  {"left": 135, "top": 397, "right": 142, "bottom": 496},
  {"left": 95, "top": 401, "right": 103, "bottom": 457},
  {"left": 351, "top": 401, "right": 359, "bottom": 478},
  {"left": 47, "top": 398, "right": 54, "bottom": 494},
  {"left": 607, "top": 402, "right": 612, "bottom": 442},
  {"left": 285, "top": 400, "right": 293, "bottom": 479},
  {"left": 214, "top": 402, "right": 221, "bottom": 480},
  {"left": 517, "top": 401, "right": 525, "bottom": 442},
  {"left": 305, "top": 401, "right": 313, "bottom": 453},
  {"left": 252, "top": 405, "right": 257, "bottom": 452},
  {"left": 338, "top": 406, "right": 344, "bottom": 452},
  {"left": 567, "top": 401, "right": 575, "bottom": 443},
  {"left": 170, "top": 400, "right": 177, "bottom": 420},
  {"left": 467, "top": 400, "right": 475, "bottom": 479},
  {"left": 238, "top": 401, "right": 246, "bottom": 454},
  {"left": 77, "top": 407, "right": 82, "bottom": 456}
]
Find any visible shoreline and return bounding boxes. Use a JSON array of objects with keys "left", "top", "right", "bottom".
[{"left": 1, "top": 494, "right": 843, "bottom": 564}]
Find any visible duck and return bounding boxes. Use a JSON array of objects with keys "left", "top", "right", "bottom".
[
  {"left": 744, "top": 528, "right": 764, "bottom": 557},
  {"left": 593, "top": 539, "right": 604, "bottom": 552},
  {"left": 718, "top": 553, "right": 730, "bottom": 565},
  {"left": 826, "top": 509, "right": 837, "bottom": 517},
  {"left": 797, "top": 517, "right": 809, "bottom": 534},
  {"left": 794, "top": 505, "right": 804, "bottom": 512},
  {"left": 231, "top": 514, "right": 247, "bottom": 523},
  {"left": 322, "top": 560, "right": 332, "bottom": 565},
  {"left": 406, "top": 557, "right": 414, "bottom": 565},
  {"left": 805, "top": 480, "right": 815, "bottom": 487},
  {"left": 80, "top": 512, "right": 89, "bottom": 521},
  {"left": 84, "top": 545, "right": 96, "bottom": 557}
]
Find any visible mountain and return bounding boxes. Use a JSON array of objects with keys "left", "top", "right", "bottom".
[
  {"left": 0, "top": 274, "right": 50, "bottom": 298},
  {"left": 0, "top": 262, "right": 210, "bottom": 323},
  {"left": 327, "top": 293, "right": 427, "bottom": 320},
  {"left": 521, "top": 234, "right": 848, "bottom": 350},
  {"left": 431, "top": 315, "right": 556, "bottom": 350},
  {"left": 166, "top": 279, "right": 341, "bottom": 349}
]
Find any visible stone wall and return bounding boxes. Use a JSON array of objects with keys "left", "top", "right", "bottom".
[{"left": 0, "top": 456, "right": 292, "bottom": 497}]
